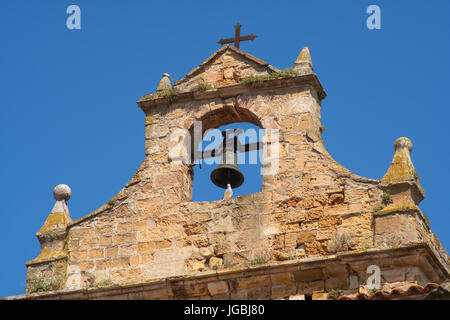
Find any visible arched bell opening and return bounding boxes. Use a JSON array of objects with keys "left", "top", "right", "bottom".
[
  {"left": 187, "top": 106, "right": 264, "bottom": 201},
  {"left": 191, "top": 122, "right": 264, "bottom": 201}
]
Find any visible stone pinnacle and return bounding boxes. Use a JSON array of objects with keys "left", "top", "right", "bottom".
[
  {"left": 156, "top": 73, "right": 172, "bottom": 92},
  {"left": 294, "top": 47, "right": 313, "bottom": 75}
]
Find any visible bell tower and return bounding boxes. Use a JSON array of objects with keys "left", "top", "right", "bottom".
[
  {"left": 22, "top": 42, "right": 448, "bottom": 300},
  {"left": 138, "top": 44, "right": 326, "bottom": 202}
]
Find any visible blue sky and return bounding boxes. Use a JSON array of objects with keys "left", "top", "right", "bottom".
[{"left": 1, "top": 1, "right": 449, "bottom": 297}]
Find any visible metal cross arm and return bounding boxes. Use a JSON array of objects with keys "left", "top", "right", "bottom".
[
  {"left": 193, "top": 141, "right": 263, "bottom": 162},
  {"left": 192, "top": 130, "right": 263, "bottom": 163},
  {"left": 217, "top": 23, "right": 257, "bottom": 49}
]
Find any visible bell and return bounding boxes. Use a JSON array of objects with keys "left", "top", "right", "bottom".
[{"left": 210, "top": 150, "right": 244, "bottom": 189}]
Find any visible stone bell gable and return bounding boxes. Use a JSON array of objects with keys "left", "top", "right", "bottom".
[
  {"left": 21, "top": 45, "right": 448, "bottom": 300},
  {"left": 173, "top": 44, "right": 279, "bottom": 91}
]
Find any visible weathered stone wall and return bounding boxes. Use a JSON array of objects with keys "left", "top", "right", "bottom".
[
  {"left": 63, "top": 80, "right": 390, "bottom": 291},
  {"left": 25, "top": 46, "right": 449, "bottom": 298},
  {"left": 174, "top": 46, "right": 274, "bottom": 91},
  {"left": 19, "top": 244, "right": 444, "bottom": 300}
]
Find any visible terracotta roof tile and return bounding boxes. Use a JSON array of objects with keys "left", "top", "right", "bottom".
[{"left": 338, "top": 283, "right": 440, "bottom": 300}]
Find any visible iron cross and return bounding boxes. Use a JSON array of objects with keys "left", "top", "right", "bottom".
[{"left": 217, "top": 24, "right": 257, "bottom": 49}]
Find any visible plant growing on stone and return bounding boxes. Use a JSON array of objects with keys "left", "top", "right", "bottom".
[
  {"left": 28, "top": 275, "right": 63, "bottom": 293},
  {"left": 381, "top": 192, "right": 393, "bottom": 206},
  {"left": 361, "top": 237, "right": 374, "bottom": 251},
  {"left": 196, "top": 80, "right": 213, "bottom": 92},
  {"left": 139, "top": 93, "right": 158, "bottom": 101},
  {"left": 387, "top": 235, "right": 404, "bottom": 249},
  {"left": 240, "top": 75, "right": 269, "bottom": 85},
  {"left": 140, "top": 88, "right": 179, "bottom": 102},
  {"left": 89, "top": 278, "right": 112, "bottom": 289},
  {"left": 29, "top": 278, "right": 51, "bottom": 293},
  {"left": 327, "top": 288, "right": 343, "bottom": 300},
  {"left": 271, "top": 67, "right": 299, "bottom": 77},
  {"left": 373, "top": 192, "right": 393, "bottom": 213},
  {"left": 157, "top": 88, "right": 179, "bottom": 100},
  {"left": 249, "top": 256, "right": 267, "bottom": 266},
  {"left": 224, "top": 259, "right": 238, "bottom": 268},
  {"left": 328, "top": 232, "right": 353, "bottom": 253}
]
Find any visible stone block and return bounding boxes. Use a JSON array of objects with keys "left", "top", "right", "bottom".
[
  {"left": 311, "top": 292, "right": 328, "bottom": 300},
  {"left": 319, "top": 217, "right": 341, "bottom": 228},
  {"left": 305, "top": 241, "right": 327, "bottom": 256},
  {"left": 111, "top": 257, "right": 131, "bottom": 268},
  {"left": 207, "top": 281, "right": 229, "bottom": 296},
  {"left": 349, "top": 275, "right": 359, "bottom": 289},
  {"left": 247, "top": 286, "right": 271, "bottom": 300},
  {"left": 230, "top": 289, "right": 248, "bottom": 300},
  {"left": 381, "top": 268, "right": 406, "bottom": 283},
  {"left": 374, "top": 213, "right": 420, "bottom": 246},
  {"left": 137, "top": 241, "right": 154, "bottom": 253},
  {"left": 293, "top": 268, "right": 323, "bottom": 282},
  {"left": 325, "top": 276, "right": 348, "bottom": 291},
  {"left": 284, "top": 232, "right": 298, "bottom": 247},
  {"left": 271, "top": 283, "right": 297, "bottom": 299},
  {"left": 71, "top": 227, "right": 94, "bottom": 239},
  {"left": 105, "top": 246, "right": 118, "bottom": 258},
  {"left": 118, "top": 244, "right": 137, "bottom": 256},
  {"left": 209, "top": 256, "right": 223, "bottom": 269},
  {"left": 296, "top": 231, "right": 316, "bottom": 244},
  {"left": 270, "top": 271, "right": 294, "bottom": 284},
  {"left": 307, "top": 207, "right": 324, "bottom": 220},
  {"left": 170, "top": 283, "right": 208, "bottom": 298},
  {"left": 113, "top": 233, "right": 136, "bottom": 245},
  {"left": 229, "top": 275, "right": 271, "bottom": 290},
  {"left": 298, "top": 280, "right": 325, "bottom": 294}
]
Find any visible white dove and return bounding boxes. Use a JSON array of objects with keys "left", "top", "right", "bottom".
[{"left": 222, "top": 184, "right": 233, "bottom": 200}]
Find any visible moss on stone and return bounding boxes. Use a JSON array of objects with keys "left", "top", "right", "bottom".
[
  {"left": 126, "top": 170, "right": 142, "bottom": 187},
  {"left": 377, "top": 202, "right": 419, "bottom": 215},
  {"left": 139, "top": 88, "right": 179, "bottom": 102},
  {"left": 373, "top": 204, "right": 385, "bottom": 213},
  {"left": 381, "top": 148, "right": 420, "bottom": 187},
  {"left": 28, "top": 249, "right": 67, "bottom": 265},
  {"left": 39, "top": 212, "right": 71, "bottom": 234},
  {"left": 241, "top": 68, "right": 299, "bottom": 85}
]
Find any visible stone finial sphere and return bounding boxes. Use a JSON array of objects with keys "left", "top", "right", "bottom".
[
  {"left": 53, "top": 184, "right": 71, "bottom": 201},
  {"left": 394, "top": 137, "right": 413, "bottom": 152}
]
